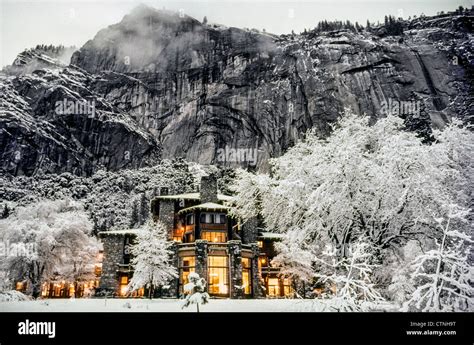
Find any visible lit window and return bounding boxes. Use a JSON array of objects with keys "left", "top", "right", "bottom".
[
  {"left": 208, "top": 256, "right": 229, "bottom": 295},
  {"left": 173, "top": 236, "right": 183, "bottom": 242},
  {"left": 258, "top": 241, "right": 263, "bottom": 248},
  {"left": 267, "top": 278, "right": 280, "bottom": 296},
  {"left": 242, "top": 258, "right": 252, "bottom": 295},
  {"left": 120, "top": 285, "right": 128, "bottom": 296},
  {"left": 120, "top": 276, "right": 128, "bottom": 285},
  {"left": 201, "top": 231, "right": 227, "bottom": 242},
  {"left": 179, "top": 256, "right": 196, "bottom": 294},
  {"left": 283, "top": 278, "right": 293, "bottom": 296},
  {"left": 185, "top": 233, "right": 194, "bottom": 243}
]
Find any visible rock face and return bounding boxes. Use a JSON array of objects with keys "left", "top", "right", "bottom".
[{"left": 1, "top": 5, "right": 472, "bottom": 176}]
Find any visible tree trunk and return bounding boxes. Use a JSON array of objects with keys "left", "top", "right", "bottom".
[
  {"left": 149, "top": 285, "right": 154, "bottom": 300},
  {"left": 196, "top": 303, "right": 200, "bottom": 313}
]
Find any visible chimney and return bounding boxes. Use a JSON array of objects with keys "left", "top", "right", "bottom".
[{"left": 200, "top": 174, "right": 218, "bottom": 203}]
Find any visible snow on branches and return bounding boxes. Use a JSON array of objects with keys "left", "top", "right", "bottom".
[
  {"left": 403, "top": 206, "right": 473, "bottom": 311},
  {"left": 127, "top": 220, "right": 177, "bottom": 297},
  {"left": 181, "top": 272, "right": 210, "bottom": 312},
  {"left": 0, "top": 199, "right": 99, "bottom": 298},
  {"left": 231, "top": 111, "right": 473, "bottom": 309}
]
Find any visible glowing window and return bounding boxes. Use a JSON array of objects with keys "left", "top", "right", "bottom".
[
  {"left": 208, "top": 256, "right": 229, "bottom": 295},
  {"left": 267, "top": 278, "right": 280, "bottom": 296},
  {"left": 120, "top": 276, "right": 128, "bottom": 285},
  {"left": 258, "top": 241, "right": 263, "bottom": 248},
  {"left": 201, "top": 231, "right": 227, "bottom": 242},
  {"left": 179, "top": 256, "right": 196, "bottom": 294},
  {"left": 283, "top": 278, "right": 293, "bottom": 296},
  {"left": 242, "top": 258, "right": 252, "bottom": 295}
]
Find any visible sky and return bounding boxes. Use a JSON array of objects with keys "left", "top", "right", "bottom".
[{"left": 0, "top": 0, "right": 471, "bottom": 68}]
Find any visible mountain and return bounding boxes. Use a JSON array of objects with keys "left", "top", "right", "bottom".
[{"left": 1, "top": 5, "right": 472, "bottom": 176}]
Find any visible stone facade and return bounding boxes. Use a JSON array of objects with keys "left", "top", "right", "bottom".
[
  {"left": 228, "top": 240, "right": 244, "bottom": 299},
  {"left": 96, "top": 176, "right": 288, "bottom": 299},
  {"left": 97, "top": 235, "right": 125, "bottom": 295},
  {"left": 241, "top": 216, "right": 259, "bottom": 243},
  {"left": 200, "top": 174, "right": 218, "bottom": 203},
  {"left": 194, "top": 240, "right": 209, "bottom": 280},
  {"left": 159, "top": 200, "right": 175, "bottom": 240},
  {"left": 250, "top": 243, "right": 265, "bottom": 298}
]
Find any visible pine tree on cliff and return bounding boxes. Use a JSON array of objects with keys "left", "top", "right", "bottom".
[
  {"left": 139, "top": 193, "right": 148, "bottom": 225},
  {"left": 202, "top": 16, "right": 208, "bottom": 25},
  {"left": 1, "top": 204, "right": 10, "bottom": 219}
]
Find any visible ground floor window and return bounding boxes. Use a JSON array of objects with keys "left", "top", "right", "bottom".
[
  {"left": 119, "top": 275, "right": 129, "bottom": 297},
  {"left": 267, "top": 278, "right": 280, "bottom": 296},
  {"left": 118, "top": 275, "right": 144, "bottom": 297},
  {"left": 208, "top": 256, "right": 229, "bottom": 296},
  {"left": 39, "top": 280, "right": 100, "bottom": 298},
  {"left": 242, "top": 258, "right": 252, "bottom": 295},
  {"left": 266, "top": 277, "right": 293, "bottom": 297},
  {"left": 179, "top": 256, "right": 195, "bottom": 294}
]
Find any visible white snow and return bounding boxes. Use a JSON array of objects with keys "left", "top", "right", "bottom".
[{"left": 0, "top": 298, "right": 396, "bottom": 312}]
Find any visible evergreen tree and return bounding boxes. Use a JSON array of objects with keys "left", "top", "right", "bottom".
[
  {"left": 127, "top": 220, "right": 177, "bottom": 299},
  {"left": 139, "top": 193, "right": 148, "bottom": 225},
  {"left": 1, "top": 204, "right": 10, "bottom": 219},
  {"left": 129, "top": 201, "right": 139, "bottom": 227}
]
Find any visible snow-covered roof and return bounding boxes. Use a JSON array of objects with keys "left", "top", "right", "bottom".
[
  {"left": 99, "top": 229, "right": 140, "bottom": 236},
  {"left": 177, "top": 202, "right": 230, "bottom": 214},
  {"left": 258, "top": 232, "right": 285, "bottom": 240},
  {"left": 157, "top": 192, "right": 233, "bottom": 201}
]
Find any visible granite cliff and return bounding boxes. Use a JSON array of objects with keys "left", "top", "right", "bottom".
[{"left": 1, "top": 5, "right": 472, "bottom": 176}]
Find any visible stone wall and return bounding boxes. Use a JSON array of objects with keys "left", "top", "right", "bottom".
[
  {"left": 97, "top": 235, "right": 124, "bottom": 295},
  {"left": 241, "top": 216, "right": 259, "bottom": 244},
  {"left": 194, "top": 240, "right": 208, "bottom": 279},
  {"left": 159, "top": 200, "right": 175, "bottom": 240},
  {"left": 166, "top": 242, "right": 180, "bottom": 298},
  {"left": 228, "top": 240, "right": 243, "bottom": 299},
  {"left": 200, "top": 174, "right": 218, "bottom": 203},
  {"left": 250, "top": 243, "right": 265, "bottom": 298}
]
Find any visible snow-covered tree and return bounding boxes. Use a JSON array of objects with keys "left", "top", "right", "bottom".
[
  {"left": 273, "top": 235, "right": 384, "bottom": 311},
  {"left": 181, "top": 272, "right": 210, "bottom": 312},
  {"left": 316, "top": 240, "right": 384, "bottom": 311},
  {"left": 231, "top": 111, "right": 473, "bottom": 304},
  {"left": 403, "top": 206, "right": 473, "bottom": 311},
  {"left": 0, "top": 199, "right": 98, "bottom": 298},
  {"left": 127, "top": 220, "right": 177, "bottom": 298}
]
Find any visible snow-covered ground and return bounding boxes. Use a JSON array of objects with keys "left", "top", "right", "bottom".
[{"left": 0, "top": 298, "right": 397, "bottom": 312}]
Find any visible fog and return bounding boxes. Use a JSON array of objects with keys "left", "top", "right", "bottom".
[{"left": 1, "top": 0, "right": 471, "bottom": 68}]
